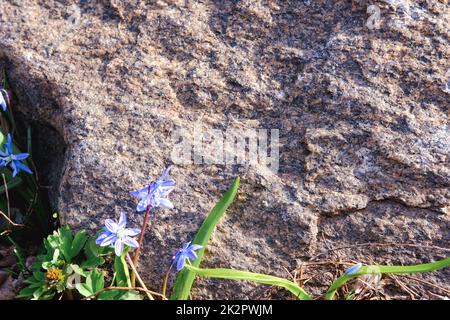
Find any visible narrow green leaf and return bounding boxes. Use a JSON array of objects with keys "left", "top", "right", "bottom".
[
  {"left": 171, "top": 177, "right": 240, "bottom": 300},
  {"left": 184, "top": 265, "right": 311, "bottom": 300},
  {"left": 325, "top": 257, "right": 450, "bottom": 300},
  {"left": 114, "top": 251, "right": 131, "bottom": 287}
]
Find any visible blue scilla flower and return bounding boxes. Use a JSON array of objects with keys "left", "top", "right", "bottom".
[
  {"left": 96, "top": 212, "right": 140, "bottom": 256},
  {"left": 0, "top": 133, "right": 32, "bottom": 177},
  {"left": 0, "top": 89, "right": 8, "bottom": 112},
  {"left": 130, "top": 166, "right": 175, "bottom": 212},
  {"left": 344, "top": 263, "right": 362, "bottom": 276},
  {"left": 171, "top": 242, "right": 203, "bottom": 271}
]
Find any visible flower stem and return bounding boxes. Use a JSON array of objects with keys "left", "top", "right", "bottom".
[
  {"left": 126, "top": 253, "right": 154, "bottom": 300},
  {"left": 131, "top": 204, "right": 152, "bottom": 286},
  {"left": 162, "top": 264, "right": 172, "bottom": 298}
]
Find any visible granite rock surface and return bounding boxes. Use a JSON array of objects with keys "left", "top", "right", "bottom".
[{"left": 0, "top": 0, "right": 448, "bottom": 298}]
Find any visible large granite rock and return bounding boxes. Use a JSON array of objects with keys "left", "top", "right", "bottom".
[{"left": 0, "top": 0, "right": 448, "bottom": 298}]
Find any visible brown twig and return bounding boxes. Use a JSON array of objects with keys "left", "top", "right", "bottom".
[
  {"left": 2, "top": 174, "right": 11, "bottom": 219},
  {"left": 0, "top": 174, "right": 24, "bottom": 227},
  {"left": 162, "top": 264, "right": 172, "bottom": 298},
  {"left": 312, "top": 242, "right": 450, "bottom": 260},
  {"left": 402, "top": 275, "right": 450, "bottom": 296},
  {"left": 126, "top": 253, "right": 156, "bottom": 300},
  {"left": 388, "top": 274, "right": 418, "bottom": 300},
  {"left": 0, "top": 209, "right": 23, "bottom": 227}
]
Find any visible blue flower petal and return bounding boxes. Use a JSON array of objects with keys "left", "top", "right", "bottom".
[
  {"left": 10, "top": 161, "right": 18, "bottom": 177},
  {"left": 159, "top": 166, "right": 171, "bottom": 180},
  {"left": 158, "top": 198, "right": 174, "bottom": 209},
  {"left": 114, "top": 238, "right": 124, "bottom": 256},
  {"left": 183, "top": 242, "right": 191, "bottom": 249},
  {"left": 6, "top": 134, "right": 13, "bottom": 154},
  {"left": 118, "top": 212, "right": 127, "bottom": 229},
  {"left": 100, "top": 233, "right": 117, "bottom": 247},
  {"left": 176, "top": 255, "right": 186, "bottom": 271},
  {"left": 160, "top": 179, "right": 175, "bottom": 187},
  {"left": 124, "top": 228, "right": 140, "bottom": 237},
  {"left": 130, "top": 166, "right": 175, "bottom": 211},
  {"left": 344, "top": 263, "right": 362, "bottom": 276},
  {"left": 95, "top": 231, "right": 109, "bottom": 245},
  {"left": 105, "top": 219, "right": 118, "bottom": 233},
  {"left": 123, "top": 236, "right": 139, "bottom": 249},
  {"left": 172, "top": 242, "right": 203, "bottom": 272},
  {"left": 136, "top": 198, "right": 149, "bottom": 212},
  {"left": 188, "top": 244, "right": 203, "bottom": 251},
  {"left": 185, "top": 251, "right": 197, "bottom": 260},
  {"left": 15, "top": 161, "right": 33, "bottom": 175},
  {"left": 130, "top": 186, "right": 149, "bottom": 198},
  {"left": 11, "top": 153, "right": 29, "bottom": 161}
]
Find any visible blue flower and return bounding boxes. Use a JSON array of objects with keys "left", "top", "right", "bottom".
[
  {"left": 130, "top": 166, "right": 175, "bottom": 212},
  {"left": 0, "top": 133, "right": 32, "bottom": 177},
  {"left": 95, "top": 212, "right": 140, "bottom": 256},
  {"left": 0, "top": 89, "right": 8, "bottom": 112},
  {"left": 344, "top": 263, "right": 362, "bottom": 276},
  {"left": 171, "top": 242, "right": 203, "bottom": 271}
]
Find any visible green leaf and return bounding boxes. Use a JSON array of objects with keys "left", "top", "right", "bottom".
[
  {"left": 98, "top": 290, "right": 121, "bottom": 300},
  {"left": 87, "top": 269, "right": 105, "bottom": 293},
  {"left": 84, "top": 234, "right": 111, "bottom": 259},
  {"left": 76, "top": 269, "right": 105, "bottom": 298},
  {"left": 97, "top": 289, "right": 143, "bottom": 300},
  {"left": 70, "top": 229, "right": 88, "bottom": 259},
  {"left": 171, "top": 177, "right": 240, "bottom": 300},
  {"left": 32, "top": 286, "right": 46, "bottom": 300},
  {"left": 325, "top": 257, "right": 450, "bottom": 300},
  {"left": 33, "top": 272, "right": 45, "bottom": 282},
  {"left": 51, "top": 249, "right": 60, "bottom": 264},
  {"left": 80, "top": 257, "right": 105, "bottom": 269},
  {"left": 119, "top": 291, "right": 143, "bottom": 300},
  {"left": 59, "top": 225, "right": 73, "bottom": 262},
  {"left": 76, "top": 283, "right": 93, "bottom": 297},
  {"left": 184, "top": 265, "right": 311, "bottom": 300},
  {"left": 17, "top": 286, "right": 37, "bottom": 299},
  {"left": 114, "top": 251, "right": 131, "bottom": 287},
  {"left": 69, "top": 264, "right": 86, "bottom": 277}
]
